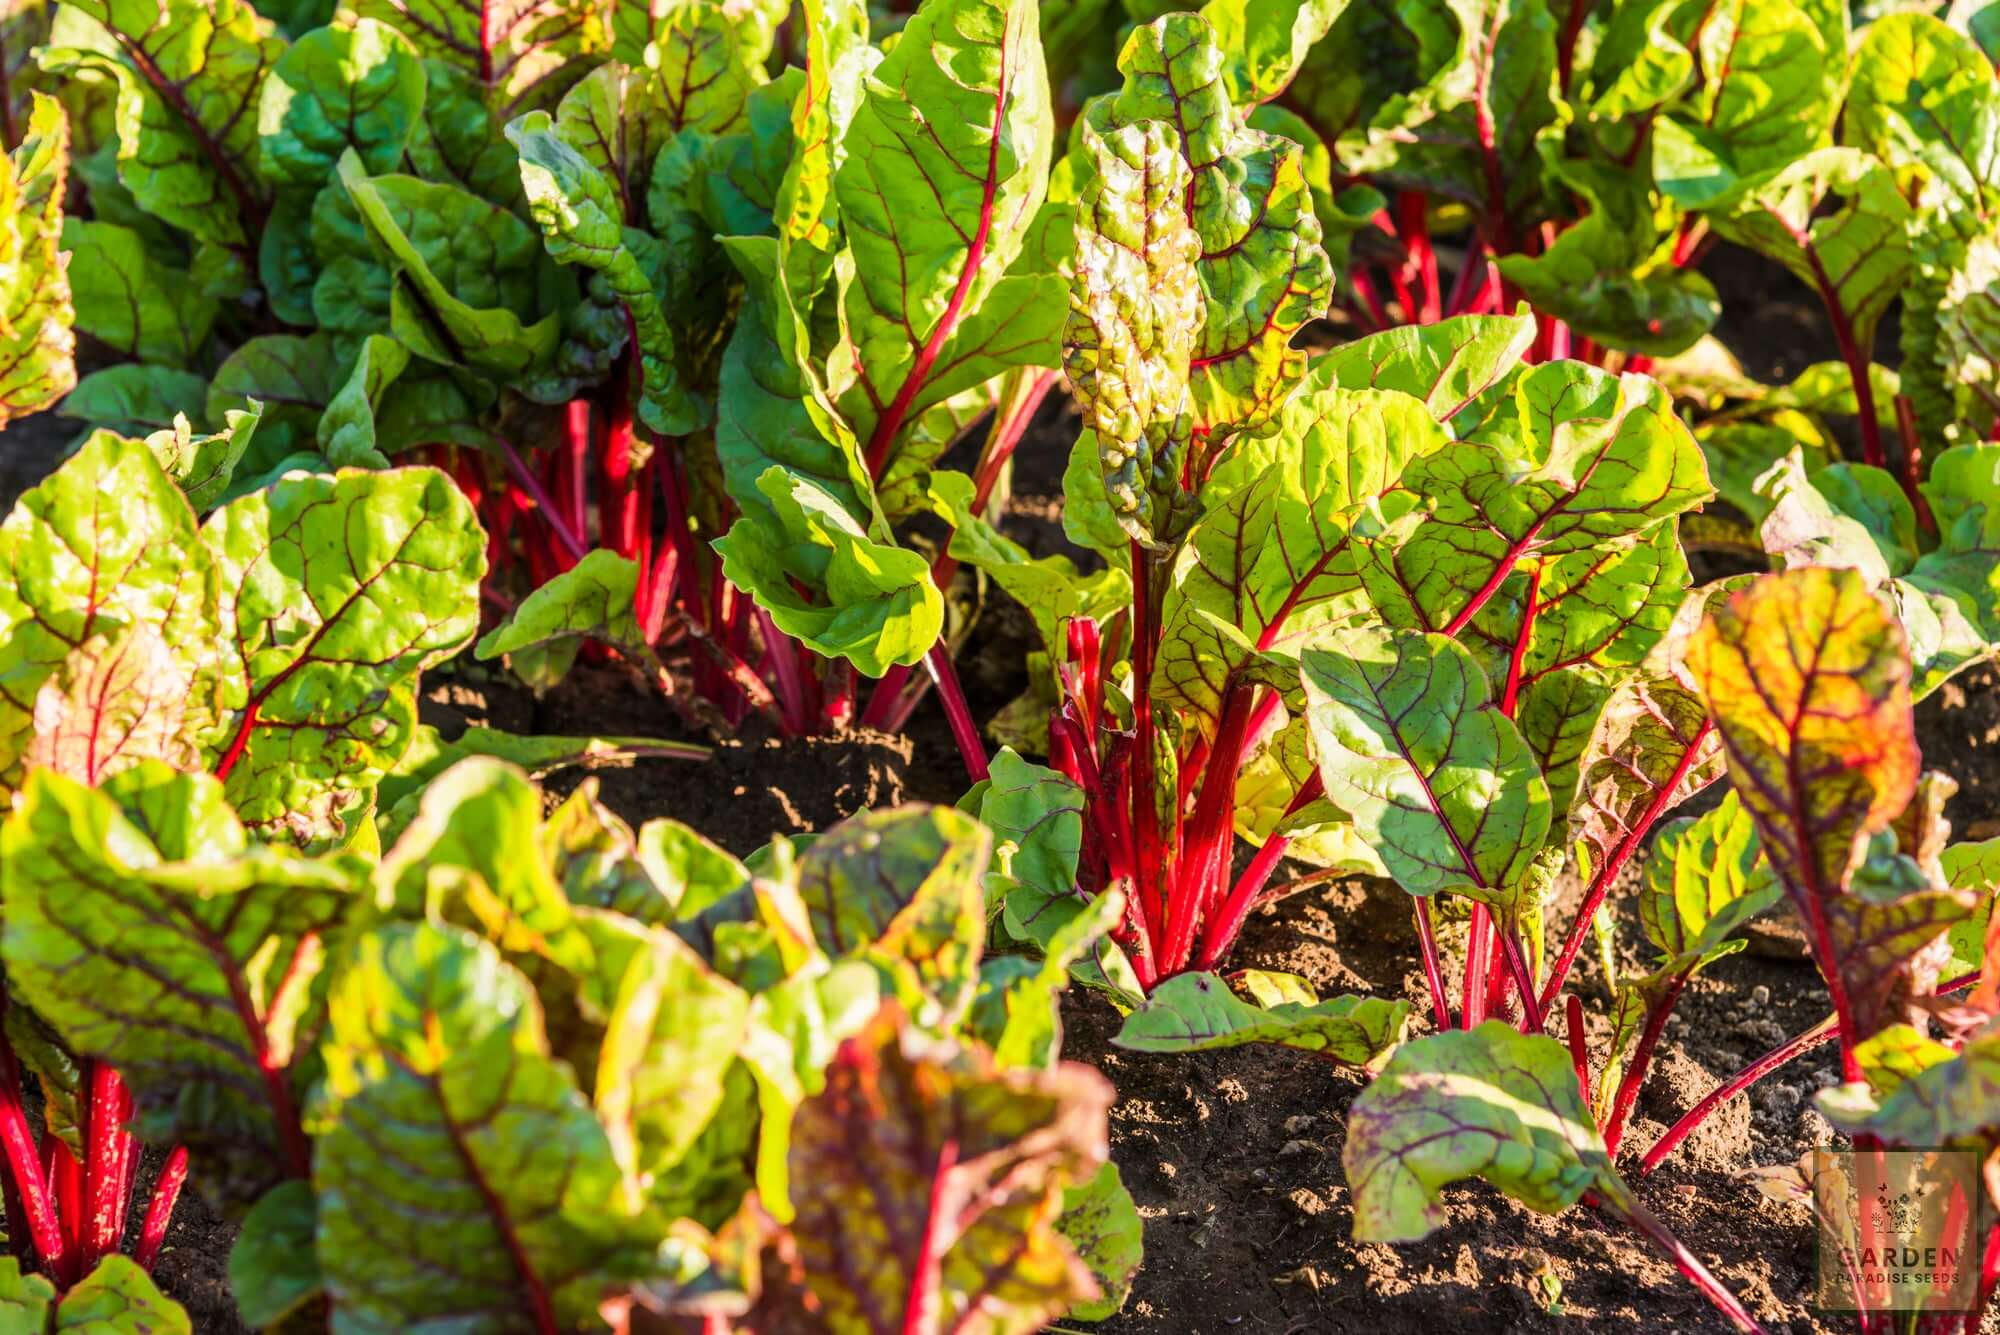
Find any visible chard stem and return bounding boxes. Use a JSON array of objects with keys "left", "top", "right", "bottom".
[
  {"left": 922, "top": 643, "right": 989, "bottom": 783},
  {"left": 133, "top": 1147, "right": 188, "bottom": 1273},
  {"left": 1602, "top": 970, "right": 1690, "bottom": 1158},
  {"left": 0, "top": 1010, "right": 68, "bottom": 1284},
  {"left": 496, "top": 437, "right": 588, "bottom": 563},
  {"left": 1412, "top": 898, "right": 1453, "bottom": 1032}
]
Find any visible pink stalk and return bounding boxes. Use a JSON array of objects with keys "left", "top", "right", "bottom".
[
  {"left": 564, "top": 400, "right": 590, "bottom": 544},
  {"left": 497, "top": 438, "right": 588, "bottom": 562},
  {"left": 82, "top": 1063, "right": 127, "bottom": 1270},
  {"left": 757, "top": 609, "right": 812, "bottom": 735},
  {"left": 0, "top": 1022, "right": 67, "bottom": 1283},
  {"left": 1895, "top": 394, "right": 1938, "bottom": 536},
  {"left": 1198, "top": 772, "right": 1326, "bottom": 969},
  {"left": 1462, "top": 904, "right": 1493, "bottom": 1027},
  {"left": 1412, "top": 899, "right": 1453, "bottom": 1032},
  {"left": 1602, "top": 971, "right": 1690, "bottom": 1157},
  {"left": 1565, "top": 994, "right": 1593, "bottom": 1106},
  {"left": 1496, "top": 926, "right": 1545, "bottom": 1033},
  {"left": 133, "top": 1148, "right": 188, "bottom": 1272},
  {"left": 1615, "top": 1203, "right": 1769, "bottom": 1333},
  {"left": 922, "top": 644, "right": 989, "bottom": 783}
]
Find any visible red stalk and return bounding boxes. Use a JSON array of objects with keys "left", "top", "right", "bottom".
[
  {"left": 1601, "top": 971, "right": 1690, "bottom": 1157},
  {"left": 1539, "top": 719, "right": 1715, "bottom": 1013},
  {"left": 1127, "top": 545, "right": 1167, "bottom": 964},
  {"left": 1565, "top": 994, "right": 1593, "bottom": 1106},
  {"left": 1197, "top": 772, "right": 1325, "bottom": 969},
  {"left": 757, "top": 610, "right": 812, "bottom": 735},
  {"left": 43, "top": 1139, "right": 78, "bottom": 1263},
  {"left": 564, "top": 400, "right": 590, "bottom": 546},
  {"left": 82, "top": 1064, "right": 128, "bottom": 1269},
  {"left": 497, "top": 438, "right": 588, "bottom": 562},
  {"left": 1495, "top": 925, "right": 1545, "bottom": 1033},
  {"left": 1640, "top": 1013, "right": 1834, "bottom": 1176},
  {"left": 1350, "top": 269, "right": 1394, "bottom": 330},
  {"left": 922, "top": 644, "right": 989, "bottom": 783},
  {"left": 0, "top": 1020, "right": 68, "bottom": 1283},
  {"left": 1783, "top": 216, "right": 1887, "bottom": 469},
  {"left": 1894, "top": 393, "right": 1937, "bottom": 536},
  {"left": 1462, "top": 904, "right": 1492, "bottom": 1027},
  {"left": 1412, "top": 898, "right": 1453, "bottom": 1032},
  {"left": 1445, "top": 234, "right": 1487, "bottom": 317},
  {"left": 133, "top": 1148, "right": 188, "bottom": 1272},
  {"left": 1399, "top": 193, "right": 1441, "bottom": 323},
  {"left": 601, "top": 370, "right": 640, "bottom": 560}
]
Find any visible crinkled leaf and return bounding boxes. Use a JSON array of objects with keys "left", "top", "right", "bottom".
[
  {"left": 1641, "top": 791, "right": 1781, "bottom": 972},
  {"left": 256, "top": 18, "right": 425, "bottom": 188},
  {"left": 347, "top": 0, "right": 599, "bottom": 116},
  {"left": 714, "top": 467, "right": 942, "bottom": 678},
  {"left": 1114, "top": 970, "right": 1409, "bottom": 1066},
  {"left": 41, "top": 0, "right": 278, "bottom": 247},
  {"left": 1310, "top": 311, "right": 1535, "bottom": 424},
  {"left": 1495, "top": 213, "right": 1720, "bottom": 356},
  {"left": 204, "top": 465, "right": 485, "bottom": 840},
  {"left": 795, "top": 806, "right": 991, "bottom": 1023},
  {"left": 61, "top": 217, "right": 215, "bottom": 368},
  {"left": 508, "top": 108, "right": 701, "bottom": 434},
  {"left": 312, "top": 922, "right": 656, "bottom": 1332},
  {"left": 1843, "top": 13, "right": 2000, "bottom": 231},
  {"left": 22, "top": 624, "right": 213, "bottom": 784},
  {"left": 1818, "top": 1023, "right": 2000, "bottom": 1148},
  {"left": 1, "top": 765, "right": 358, "bottom": 1206},
  {"left": 1302, "top": 629, "right": 1550, "bottom": 903},
  {"left": 149, "top": 404, "right": 263, "bottom": 508},
  {"left": 973, "top": 747, "right": 1084, "bottom": 902}
]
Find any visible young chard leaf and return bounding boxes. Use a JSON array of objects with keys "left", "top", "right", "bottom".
[{"left": 1114, "top": 971, "right": 1409, "bottom": 1066}]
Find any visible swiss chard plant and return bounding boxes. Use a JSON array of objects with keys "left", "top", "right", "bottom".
[{"left": 1340, "top": 567, "right": 2000, "bottom": 1333}]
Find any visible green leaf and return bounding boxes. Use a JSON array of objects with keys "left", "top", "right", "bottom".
[
  {"left": 1302, "top": 629, "right": 1551, "bottom": 903},
  {"left": 1158, "top": 386, "right": 1448, "bottom": 730},
  {"left": 758, "top": 1007, "right": 1110, "bottom": 1334},
  {"left": 0, "top": 1258, "right": 52, "bottom": 1329},
  {"left": 147, "top": 404, "right": 264, "bottom": 509},
  {"left": 831, "top": 0, "right": 1060, "bottom": 491},
  {"left": 1346, "top": 1023, "right": 1639, "bottom": 1240},
  {"left": 1640, "top": 791, "right": 1781, "bottom": 972},
  {"left": 1844, "top": 12, "right": 2000, "bottom": 231},
  {"left": 974, "top": 747, "right": 1085, "bottom": 902},
  {"left": 317, "top": 333, "right": 409, "bottom": 468},
  {"left": 1818, "top": 1022, "right": 2000, "bottom": 1147},
  {"left": 1200, "top": 0, "right": 1345, "bottom": 105},
  {"left": 204, "top": 465, "right": 486, "bottom": 839},
  {"left": 1495, "top": 213, "right": 1720, "bottom": 356},
  {"left": 714, "top": 467, "right": 942, "bottom": 677},
  {"left": 507, "top": 107, "right": 702, "bottom": 435},
  {"left": 41, "top": 0, "right": 277, "bottom": 248},
  {"left": 969, "top": 889, "right": 1125, "bottom": 1069},
  {"left": 61, "top": 217, "right": 216, "bottom": 368},
  {"left": 1705, "top": 148, "right": 1914, "bottom": 356},
  {"left": 206, "top": 332, "right": 338, "bottom": 458},
  {"left": 347, "top": 0, "right": 597, "bottom": 115},
  {"left": 0, "top": 94, "right": 74, "bottom": 428},
  {"left": 61, "top": 365, "right": 210, "bottom": 435},
  {"left": 312, "top": 922, "right": 656, "bottom": 1332},
  {"left": 595, "top": 927, "right": 751, "bottom": 1184},
  {"left": 1056, "top": 1161, "right": 1143, "bottom": 1322},
  {"left": 1652, "top": 0, "right": 1837, "bottom": 208},
  {"left": 327, "top": 150, "right": 560, "bottom": 377},
  {"left": 1114, "top": 971, "right": 1410, "bottom": 1066},
  {"left": 1309, "top": 311, "right": 1535, "bottom": 423},
  {"left": 1358, "top": 363, "right": 1710, "bottom": 636},
  {"left": 256, "top": 18, "right": 425, "bottom": 189},
  {"left": 230, "top": 1182, "right": 322, "bottom": 1329},
  {"left": 1, "top": 765, "right": 359, "bottom": 1206},
  {"left": 55, "top": 1256, "right": 191, "bottom": 1332}
]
